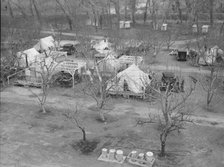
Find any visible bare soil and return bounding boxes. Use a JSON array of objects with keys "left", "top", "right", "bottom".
[{"left": 1, "top": 85, "right": 224, "bottom": 167}]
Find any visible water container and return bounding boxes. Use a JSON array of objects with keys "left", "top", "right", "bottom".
[
  {"left": 146, "top": 151, "right": 154, "bottom": 162},
  {"left": 108, "top": 149, "right": 116, "bottom": 160},
  {"left": 116, "top": 150, "right": 123, "bottom": 161}
]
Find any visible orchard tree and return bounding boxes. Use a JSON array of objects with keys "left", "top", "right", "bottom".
[
  {"left": 63, "top": 104, "right": 87, "bottom": 141},
  {"left": 194, "top": 27, "right": 224, "bottom": 107},
  {"left": 138, "top": 76, "right": 197, "bottom": 156},
  {"left": 200, "top": 64, "right": 224, "bottom": 108},
  {"left": 28, "top": 51, "right": 62, "bottom": 113},
  {"left": 82, "top": 62, "right": 114, "bottom": 122},
  {"left": 163, "top": 29, "right": 180, "bottom": 50}
]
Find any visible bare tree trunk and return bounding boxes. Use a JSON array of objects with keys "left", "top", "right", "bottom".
[
  {"left": 29, "top": 0, "right": 34, "bottom": 16},
  {"left": 97, "top": 98, "right": 106, "bottom": 122},
  {"left": 151, "top": 0, "right": 157, "bottom": 30},
  {"left": 124, "top": 0, "right": 128, "bottom": 21},
  {"left": 175, "top": 0, "right": 182, "bottom": 23},
  {"left": 7, "top": 0, "right": 14, "bottom": 18},
  {"left": 209, "top": 0, "right": 214, "bottom": 26},
  {"left": 32, "top": 0, "right": 42, "bottom": 26},
  {"left": 220, "top": 21, "right": 224, "bottom": 34},
  {"left": 185, "top": 0, "right": 191, "bottom": 22},
  {"left": 219, "top": 21, "right": 224, "bottom": 35},
  {"left": 40, "top": 84, "right": 48, "bottom": 113},
  {"left": 92, "top": 7, "right": 98, "bottom": 32},
  {"left": 160, "top": 131, "right": 167, "bottom": 157},
  {"left": 112, "top": 0, "right": 120, "bottom": 29},
  {"left": 131, "top": 0, "right": 136, "bottom": 26},
  {"left": 41, "top": 103, "right": 46, "bottom": 113},
  {"left": 81, "top": 128, "right": 86, "bottom": 141},
  {"left": 13, "top": 2, "right": 27, "bottom": 19},
  {"left": 108, "top": 0, "right": 112, "bottom": 29},
  {"left": 143, "top": 0, "right": 150, "bottom": 24},
  {"left": 206, "top": 67, "right": 215, "bottom": 107},
  {"left": 56, "top": 0, "right": 73, "bottom": 30}
]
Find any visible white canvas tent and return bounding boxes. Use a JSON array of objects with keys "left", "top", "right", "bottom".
[
  {"left": 198, "top": 46, "right": 224, "bottom": 65},
  {"left": 17, "top": 48, "right": 40, "bottom": 67},
  {"left": 107, "top": 64, "right": 151, "bottom": 94},
  {"left": 34, "top": 36, "right": 56, "bottom": 52},
  {"left": 25, "top": 54, "right": 57, "bottom": 82},
  {"left": 93, "top": 39, "right": 111, "bottom": 54}
]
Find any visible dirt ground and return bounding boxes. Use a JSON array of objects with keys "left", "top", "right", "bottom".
[
  {"left": 1, "top": 85, "right": 224, "bottom": 167},
  {"left": 1, "top": 13, "right": 224, "bottom": 167}
]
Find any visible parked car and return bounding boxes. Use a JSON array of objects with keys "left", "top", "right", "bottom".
[
  {"left": 60, "top": 44, "right": 77, "bottom": 55},
  {"left": 176, "top": 51, "right": 187, "bottom": 61}
]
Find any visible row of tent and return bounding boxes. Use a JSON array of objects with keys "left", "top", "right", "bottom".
[
  {"left": 17, "top": 36, "right": 151, "bottom": 94},
  {"left": 16, "top": 36, "right": 81, "bottom": 68},
  {"left": 16, "top": 36, "right": 87, "bottom": 83},
  {"left": 92, "top": 38, "right": 143, "bottom": 73},
  {"left": 91, "top": 38, "right": 149, "bottom": 94}
]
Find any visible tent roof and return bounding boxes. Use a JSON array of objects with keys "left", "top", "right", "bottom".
[
  {"left": 34, "top": 36, "right": 56, "bottom": 51},
  {"left": 109, "top": 64, "right": 151, "bottom": 93},
  {"left": 19, "top": 48, "right": 40, "bottom": 57},
  {"left": 117, "top": 64, "right": 147, "bottom": 79}
]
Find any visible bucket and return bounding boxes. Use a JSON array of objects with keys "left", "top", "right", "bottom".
[
  {"left": 146, "top": 151, "right": 154, "bottom": 162},
  {"left": 138, "top": 153, "right": 145, "bottom": 164},
  {"left": 116, "top": 150, "right": 123, "bottom": 162},
  {"left": 138, "top": 153, "right": 144, "bottom": 160},
  {"left": 101, "top": 148, "right": 107, "bottom": 158},
  {"left": 108, "top": 149, "right": 116, "bottom": 160},
  {"left": 130, "top": 150, "right": 137, "bottom": 158}
]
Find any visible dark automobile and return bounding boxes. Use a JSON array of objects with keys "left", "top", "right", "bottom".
[
  {"left": 176, "top": 51, "right": 187, "bottom": 61},
  {"left": 61, "top": 44, "right": 77, "bottom": 55}
]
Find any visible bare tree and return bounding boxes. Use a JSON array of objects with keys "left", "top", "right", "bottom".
[
  {"left": 7, "top": 0, "right": 14, "bottom": 18},
  {"left": 55, "top": 0, "right": 74, "bottom": 30},
  {"left": 220, "top": 21, "right": 224, "bottom": 35},
  {"left": 131, "top": 0, "right": 136, "bottom": 26},
  {"left": 83, "top": 62, "right": 113, "bottom": 122},
  {"left": 164, "top": 29, "right": 180, "bottom": 50},
  {"left": 63, "top": 104, "right": 87, "bottom": 141},
  {"left": 175, "top": 0, "right": 182, "bottom": 23},
  {"left": 199, "top": 60, "right": 224, "bottom": 107},
  {"left": 111, "top": 0, "right": 120, "bottom": 29},
  {"left": 151, "top": 0, "right": 159, "bottom": 30},
  {"left": 10, "top": 0, "right": 28, "bottom": 19},
  {"left": 143, "top": 0, "right": 150, "bottom": 24},
  {"left": 139, "top": 76, "right": 197, "bottom": 156},
  {"left": 194, "top": 29, "right": 224, "bottom": 107},
  {"left": 209, "top": 0, "right": 214, "bottom": 26},
  {"left": 30, "top": 0, "right": 42, "bottom": 26},
  {"left": 28, "top": 51, "right": 62, "bottom": 113}
]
